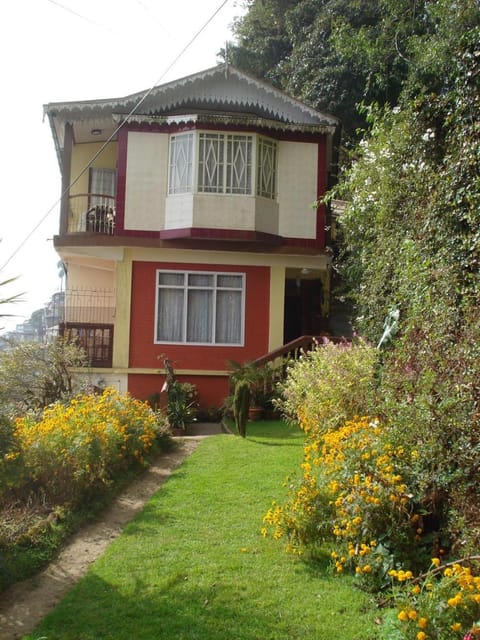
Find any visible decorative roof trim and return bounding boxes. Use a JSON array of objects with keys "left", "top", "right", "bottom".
[
  {"left": 43, "top": 64, "right": 339, "bottom": 127},
  {"left": 113, "top": 112, "right": 336, "bottom": 135}
]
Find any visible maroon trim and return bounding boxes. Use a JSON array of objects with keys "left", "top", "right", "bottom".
[
  {"left": 158, "top": 227, "right": 283, "bottom": 244},
  {"left": 115, "top": 127, "right": 128, "bottom": 234},
  {"left": 124, "top": 120, "right": 327, "bottom": 144}
]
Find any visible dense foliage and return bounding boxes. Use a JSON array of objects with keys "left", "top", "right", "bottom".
[
  {"left": 0, "top": 338, "right": 87, "bottom": 415},
  {"left": 227, "top": 0, "right": 446, "bottom": 140}
]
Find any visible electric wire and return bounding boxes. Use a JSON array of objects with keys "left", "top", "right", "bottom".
[{"left": 1, "top": 0, "right": 231, "bottom": 273}]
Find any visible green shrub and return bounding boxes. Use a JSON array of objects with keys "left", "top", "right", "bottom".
[{"left": 279, "top": 339, "right": 379, "bottom": 436}]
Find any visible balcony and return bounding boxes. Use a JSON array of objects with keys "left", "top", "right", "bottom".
[
  {"left": 67, "top": 194, "right": 116, "bottom": 234},
  {"left": 59, "top": 288, "right": 115, "bottom": 368}
]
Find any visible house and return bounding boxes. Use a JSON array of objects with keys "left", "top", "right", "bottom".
[{"left": 43, "top": 64, "right": 341, "bottom": 409}]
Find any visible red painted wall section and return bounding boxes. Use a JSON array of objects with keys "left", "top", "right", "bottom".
[
  {"left": 129, "top": 260, "right": 270, "bottom": 371},
  {"left": 128, "top": 373, "right": 229, "bottom": 410}
]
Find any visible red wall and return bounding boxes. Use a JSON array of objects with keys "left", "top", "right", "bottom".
[{"left": 128, "top": 260, "right": 270, "bottom": 407}]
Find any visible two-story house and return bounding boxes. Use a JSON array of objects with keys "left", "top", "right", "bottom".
[{"left": 43, "top": 64, "right": 340, "bottom": 409}]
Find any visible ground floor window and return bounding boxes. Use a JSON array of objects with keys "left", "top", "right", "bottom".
[{"left": 155, "top": 270, "right": 245, "bottom": 345}]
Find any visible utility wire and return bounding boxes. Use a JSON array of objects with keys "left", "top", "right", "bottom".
[{"left": 1, "top": 0, "right": 231, "bottom": 273}]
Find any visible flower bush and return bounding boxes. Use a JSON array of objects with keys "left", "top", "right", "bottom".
[
  {"left": 7, "top": 387, "right": 164, "bottom": 504},
  {"left": 263, "top": 416, "right": 425, "bottom": 590},
  {"left": 279, "top": 339, "right": 379, "bottom": 435},
  {"left": 384, "top": 558, "right": 480, "bottom": 640}
]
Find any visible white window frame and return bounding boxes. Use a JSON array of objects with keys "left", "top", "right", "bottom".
[
  {"left": 167, "top": 131, "right": 276, "bottom": 199},
  {"left": 154, "top": 269, "right": 246, "bottom": 346}
]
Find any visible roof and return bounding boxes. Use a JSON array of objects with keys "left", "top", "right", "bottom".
[{"left": 44, "top": 64, "right": 340, "bottom": 164}]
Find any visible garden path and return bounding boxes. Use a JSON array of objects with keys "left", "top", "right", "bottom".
[{"left": 0, "top": 426, "right": 224, "bottom": 640}]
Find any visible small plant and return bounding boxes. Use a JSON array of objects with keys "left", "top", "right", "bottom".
[
  {"left": 167, "top": 381, "right": 198, "bottom": 430},
  {"left": 233, "top": 379, "right": 250, "bottom": 437}
]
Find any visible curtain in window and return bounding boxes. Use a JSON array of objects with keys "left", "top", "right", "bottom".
[
  {"left": 226, "top": 135, "right": 252, "bottom": 194},
  {"left": 89, "top": 168, "right": 116, "bottom": 205},
  {"left": 169, "top": 134, "right": 193, "bottom": 194},
  {"left": 198, "top": 134, "right": 224, "bottom": 193}
]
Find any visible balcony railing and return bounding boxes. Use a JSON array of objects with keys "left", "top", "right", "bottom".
[{"left": 67, "top": 194, "right": 116, "bottom": 234}]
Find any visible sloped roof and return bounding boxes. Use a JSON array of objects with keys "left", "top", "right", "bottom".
[{"left": 44, "top": 64, "right": 339, "bottom": 162}]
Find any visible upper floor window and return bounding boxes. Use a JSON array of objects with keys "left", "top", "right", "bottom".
[
  {"left": 169, "top": 133, "right": 194, "bottom": 194},
  {"left": 155, "top": 270, "right": 245, "bottom": 345},
  {"left": 168, "top": 132, "right": 276, "bottom": 199},
  {"left": 257, "top": 137, "right": 277, "bottom": 199}
]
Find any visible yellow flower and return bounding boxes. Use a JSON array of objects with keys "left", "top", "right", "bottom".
[
  {"left": 450, "top": 623, "right": 462, "bottom": 632},
  {"left": 431, "top": 557, "right": 441, "bottom": 568},
  {"left": 417, "top": 632, "right": 427, "bottom": 640},
  {"left": 418, "top": 617, "right": 428, "bottom": 629},
  {"left": 397, "top": 610, "right": 409, "bottom": 622}
]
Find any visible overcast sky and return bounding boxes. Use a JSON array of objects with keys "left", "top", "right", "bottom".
[{"left": 0, "top": 0, "right": 244, "bottom": 332}]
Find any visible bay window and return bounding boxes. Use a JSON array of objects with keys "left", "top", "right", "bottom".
[
  {"left": 155, "top": 270, "right": 245, "bottom": 345},
  {"left": 168, "top": 132, "right": 275, "bottom": 198}
]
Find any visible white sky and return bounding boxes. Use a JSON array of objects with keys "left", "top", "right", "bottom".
[{"left": 0, "top": 0, "right": 245, "bottom": 333}]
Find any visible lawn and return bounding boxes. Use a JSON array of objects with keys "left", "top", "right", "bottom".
[{"left": 24, "top": 421, "right": 379, "bottom": 640}]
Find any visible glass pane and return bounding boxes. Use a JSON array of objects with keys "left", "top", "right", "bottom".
[
  {"left": 188, "top": 273, "right": 214, "bottom": 287},
  {"left": 216, "top": 290, "right": 242, "bottom": 344},
  {"left": 158, "top": 272, "right": 184, "bottom": 286},
  {"left": 156, "top": 289, "right": 184, "bottom": 342},
  {"left": 198, "top": 134, "right": 223, "bottom": 193},
  {"left": 187, "top": 290, "right": 213, "bottom": 342},
  {"left": 217, "top": 274, "right": 242, "bottom": 288},
  {"left": 169, "top": 134, "right": 193, "bottom": 194},
  {"left": 257, "top": 138, "right": 277, "bottom": 199},
  {"left": 226, "top": 136, "right": 252, "bottom": 194}
]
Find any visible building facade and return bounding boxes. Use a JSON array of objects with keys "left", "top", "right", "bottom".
[{"left": 44, "top": 64, "right": 340, "bottom": 408}]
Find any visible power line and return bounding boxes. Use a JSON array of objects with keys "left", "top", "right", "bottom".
[
  {"left": 45, "top": 0, "right": 116, "bottom": 34},
  {"left": 1, "top": 0, "right": 231, "bottom": 273}
]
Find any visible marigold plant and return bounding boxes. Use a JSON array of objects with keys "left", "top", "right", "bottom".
[
  {"left": 11, "top": 387, "right": 160, "bottom": 503},
  {"left": 263, "top": 416, "right": 423, "bottom": 588},
  {"left": 385, "top": 558, "right": 480, "bottom": 640}
]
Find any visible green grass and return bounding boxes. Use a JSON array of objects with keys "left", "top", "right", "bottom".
[{"left": 25, "top": 421, "right": 379, "bottom": 640}]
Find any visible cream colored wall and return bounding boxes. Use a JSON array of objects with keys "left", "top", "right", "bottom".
[
  {"left": 112, "top": 255, "right": 132, "bottom": 369},
  {"left": 124, "top": 132, "right": 168, "bottom": 231},
  {"left": 70, "top": 142, "right": 118, "bottom": 195},
  {"left": 165, "top": 194, "right": 279, "bottom": 235},
  {"left": 67, "top": 261, "right": 115, "bottom": 290},
  {"left": 278, "top": 141, "right": 318, "bottom": 239},
  {"left": 268, "top": 266, "right": 286, "bottom": 351}
]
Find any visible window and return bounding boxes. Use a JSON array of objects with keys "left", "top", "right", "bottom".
[
  {"left": 169, "top": 133, "right": 194, "bottom": 194},
  {"left": 168, "top": 132, "right": 275, "bottom": 198},
  {"left": 89, "top": 168, "right": 116, "bottom": 206},
  {"left": 257, "top": 137, "right": 277, "bottom": 199},
  {"left": 155, "top": 270, "right": 244, "bottom": 345}
]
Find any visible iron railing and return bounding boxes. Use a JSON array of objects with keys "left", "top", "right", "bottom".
[{"left": 67, "top": 194, "right": 116, "bottom": 234}]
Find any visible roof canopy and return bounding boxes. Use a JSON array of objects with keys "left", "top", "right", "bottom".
[{"left": 44, "top": 64, "right": 340, "bottom": 163}]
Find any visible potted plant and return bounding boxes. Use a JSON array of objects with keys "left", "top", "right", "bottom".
[{"left": 227, "top": 360, "right": 266, "bottom": 421}]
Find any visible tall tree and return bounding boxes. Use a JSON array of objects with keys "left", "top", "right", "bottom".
[{"left": 227, "top": 0, "right": 433, "bottom": 140}]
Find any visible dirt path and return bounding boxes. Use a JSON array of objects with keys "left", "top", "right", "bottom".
[{"left": 0, "top": 438, "right": 202, "bottom": 640}]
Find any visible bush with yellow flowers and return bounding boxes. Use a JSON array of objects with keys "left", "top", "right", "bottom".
[
  {"left": 8, "top": 387, "right": 166, "bottom": 504},
  {"left": 263, "top": 416, "right": 425, "bottom": 590},
  {"left": 383, "top": 557, "right": 480, "bottom": 640}
]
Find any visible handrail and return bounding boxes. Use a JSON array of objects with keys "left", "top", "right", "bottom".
[{"left": 252, "top": 334, "right": 346, "bottom": 368}]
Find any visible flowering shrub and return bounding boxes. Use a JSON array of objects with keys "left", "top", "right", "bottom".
[
  {"left": 279, "top": 340, "right": 378, "bottom": 436},
  {"left": 263, "top": 417, "right": 424, "bottom": 589},
  {"left": 9, "top": 388, "right": 163, "bottom": 504},
  {"left": 385, "top": 558, "right": 480, "bottom": 640}
]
